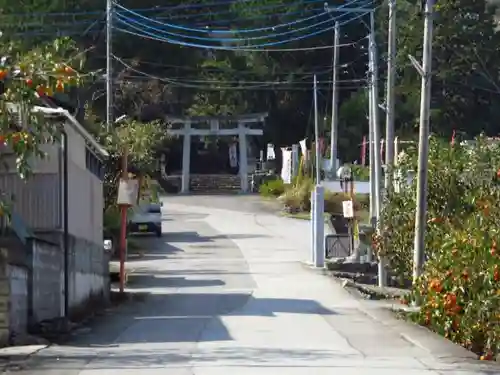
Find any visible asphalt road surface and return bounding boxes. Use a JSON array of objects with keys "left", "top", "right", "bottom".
[{"left": 7, "top": 195, "right": 499, "bottom": 375}]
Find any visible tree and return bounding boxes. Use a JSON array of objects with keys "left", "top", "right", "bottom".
[
  {"left": 84, "top": 110, "right": 171, "bottom": 210},
  {"left": 393, "top": 0, "right": 500, "bottom": 136},
  {"left": 0, "top": 37, "right": 85, "bottom": 211}
]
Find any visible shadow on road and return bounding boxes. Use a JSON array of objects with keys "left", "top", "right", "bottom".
[
  {"left": 125, "top": 238, "right": 185, "bottom": 263},
  {"left": 11, "top": 347, "right": 379, "bottom": 372},
  {"left": 127, "top": 274, "right": 226, "bottom": 288},
  {"left": 164, "top": 231, "right": 269, "bottom": 243}
]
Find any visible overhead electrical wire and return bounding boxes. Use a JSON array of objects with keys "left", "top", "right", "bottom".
[
  {"left": 101, "top": 56, "right": 364, "bottom": 75},
  {"left": 112, "top": 0, "right": 374, "bottom": 50},
  {"left": 0, "top": 0, "right": 327, "bottom": 18},
  {"left": 115, "top": 3, "right": 328, "bottom": 35},
  {"left": 114, "top": 9, "right": 373, "bottom": 51},
  {"left": 114, "top": 0, "right": 372, "bottom": 34},
  {"left": 115, "top": 11, "right": 337, "bottom": 43},
  {"left": 113, "top": 55, "right": 366, "bottom": 85},
  {"left": 3, "top": 0, "right": 370, "bottom": 41},
  {"left": 0, "top": 5, "right": 323, "bottom": 29},
  {"left": 113, "top": 57, "right": 366, "bottom": 91}
]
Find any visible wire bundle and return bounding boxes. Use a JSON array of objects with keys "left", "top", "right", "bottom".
[{"left": 113, "top": 0, "right": 374, "bottom": 51}]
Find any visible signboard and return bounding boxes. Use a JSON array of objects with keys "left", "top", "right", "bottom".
[
  {"left": 117, "top": 179, "right": 139, "bottom": 206},
  {"left": 342, "top": 200, "right": 354, "bottom": 218}
]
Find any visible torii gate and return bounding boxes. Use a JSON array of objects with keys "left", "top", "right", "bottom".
[{"left": 166, "top": 113, "right": 267, "bottom": 193}]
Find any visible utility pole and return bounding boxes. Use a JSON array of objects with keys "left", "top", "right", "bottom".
[
  {"left": 412, "top": 0, "right": 435, "bottom": 284},
  {"left": 368, "top": 11, "right": 386, "bottom": 286},
  {"left": 119, "top": 146, "right": 128, "bottom": 294},
  {"left": 330, "top": 21, "right": 340, "bottom": 174},
  {"left": 384, "top": 0, "right": 396, "bottom": 192},
  {"left": 106, "top": 0, "right": 113, "bottom": 131},
  {"left": 313, "top": 74, "right": 321, "bottom": 182},
  {"left": 312, "top": 74, "right": 325, "bottom": 268},
  {"left": 367, "top": 86, "right": 375, "bottom": 262}
]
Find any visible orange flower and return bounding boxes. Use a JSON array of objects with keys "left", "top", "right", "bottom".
[
  {"left": 494, "top": 265, "right": 500, "bottom": 282},
  {"left": 11, "top": 133, "right": 21, "bottom": 144},
  {"left": 429, "top": 279, "right": 443, "bottom": 293},
  {"left": 462, "top": 270, "right": 469, "bottom": 281},
  {"left": 36, "top": 85, "right": 45, "bottom": 96},
  {"left": 444, "top": 293, "right": 457, "bottom": 311},
  {"left": 428, "top": 217, "right": 442, "bottom": 224},
  {"left": 424, "top": 312, "right": 431, "bottom": 326},
  {"left": 55, "top": 80, "right": 64, "bottom": 93},
  {"left": 480, "top": 352, "right": 494, "bottom": 361}
]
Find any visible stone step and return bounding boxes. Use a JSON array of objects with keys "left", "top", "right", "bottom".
[{"left": 160, "top": 174, "right": 245, "bottom": 193}]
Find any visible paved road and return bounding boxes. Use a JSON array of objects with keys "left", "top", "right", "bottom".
[{"left": 7, "top": 195, "right": 499, "bottom": 374}]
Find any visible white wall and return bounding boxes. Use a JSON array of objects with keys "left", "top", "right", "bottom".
[
  {"left": 65, "top": 123, "right": 103, "bottom": 245},
  {"left": 322, "top": 180, "right": 371, "bottom": 195}
]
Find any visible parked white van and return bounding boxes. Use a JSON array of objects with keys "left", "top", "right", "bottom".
[{"left": 128, "top": 202, "right": 163, "bottom": 237}]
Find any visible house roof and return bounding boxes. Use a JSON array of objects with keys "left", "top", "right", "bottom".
[
  {"left": 6, "top": 103, "right": 109, "bottom": 158},
  {"left": 33, "top": 106, "right": 109, "bottom": 158}
]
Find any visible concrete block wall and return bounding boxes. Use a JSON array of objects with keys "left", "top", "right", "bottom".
[
  {"left": 0, "top": 252, "right": 9, "bottom": 345},
  {"left": 28, "top": 233, "right": 108, "bottom": 326},
  {"left": 31, "top": 239, "right": 64, "bottom": 323},
  {"left": 67, "top": 235, "right": 109, "bottom": 310},
  {"left": 8, "top": 264, "right": 28, "bottom": 338}
]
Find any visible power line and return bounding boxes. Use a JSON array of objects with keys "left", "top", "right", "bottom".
[
  {"left": 115, "top": 10, "right": 334, "bottom": 43},
  {"left": 0, "top": 5, "right": 323, "bottom": 28},
  {"left": 114, "top": 7, "right": 374, "bottom": 51},
  {"left": 0, "top": 0, "right": 327, "bottom": 17},
  {"left": 98, "top": 55, "right": 366, "bottom": 75},
  {"left": 112, "top": 55, "right": 366, "bottom": 90},
  {"left": 114, "top": 0, "right": 370, "bottom": 35}
]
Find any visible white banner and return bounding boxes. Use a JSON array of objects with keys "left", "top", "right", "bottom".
[
  {"left": 299, "top": 138, "right": 308, "bottom": 156},
  {"left": 281, "top": 147, "right": 293, "bottom": 184},
  {"left": 267, "top": 143, "right": 275, "bottom": 160},
  {"left": 229, "top": 143, "right": 238, "bottom": 168}
]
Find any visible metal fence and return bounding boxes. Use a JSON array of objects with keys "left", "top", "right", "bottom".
[
  {"left": 325, "top": 234, "right": 353, "bottom": 259},
  {"left": 0, "top": 173, "right": 60, "bottom": 230}
]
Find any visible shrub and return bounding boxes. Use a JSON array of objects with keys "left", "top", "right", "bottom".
[
  {"left": 278, "top": 175, "right": 369, "bottom": 217},
  {"left": 104, "top": 205, "right": 121, "bottom": 238},
  {"left": 350, "top": 164, "right": 370, "bottom": 181},
  {"left": 324, "top": 192, "right": 369, "bottom": 216},
  {"left": 278, "top": 177, "right": 313, "bottom": 212},
  {"left": 378, "top": 135, "right": 500, "bottom": 358},
  {"left": 259, "top": 178, "right": 286, "bottom": 197}
]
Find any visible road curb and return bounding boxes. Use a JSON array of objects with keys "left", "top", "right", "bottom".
[
  {"left": 304, "top": 264, "right": 500, "bottom": 369},
  {"left": 0, "top": 344, "right": 49, "bottom": 372}
]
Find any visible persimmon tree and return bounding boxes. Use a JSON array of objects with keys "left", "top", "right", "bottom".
[
  {"left": 0, "top": 37, "right": 85, "bottom": 213},
  {"left": 0, "top": 37, "right": 84, "bottom": 177}
]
